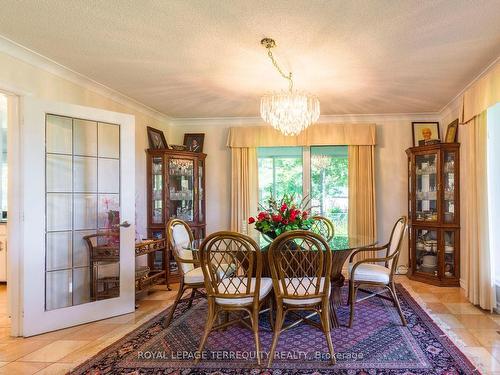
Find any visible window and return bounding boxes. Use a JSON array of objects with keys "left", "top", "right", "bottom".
[
  {"left": 310, "top": 146, "right": 348, "bottom": 238},
  {"left": 0, "top": 94, "right": 6, "bottom": 222},
  {"left": 487, "top": 103, "right": 500, "bottom": 286},
  {"left": 258, "top": 147, "right": 303, "bottom": 204},
  {"left": 257, "top": 146, "right": 348, "bottom": 241}
]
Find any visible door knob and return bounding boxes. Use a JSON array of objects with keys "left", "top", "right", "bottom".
[{"left": 119, "top": 221, "right": 131, "bottom": 228}]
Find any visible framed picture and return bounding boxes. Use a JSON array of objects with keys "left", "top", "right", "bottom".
[
  {"left": 412, "top": 122, "right": 440, "bottom": 146},
  {"left": 147, "top": 126, "right": 168, "bottom": 149},
  {"left": 183, "top": 133, "right": 205, "bottom": 153},
  {"left": 445, "top": 119, "right": 459, "bottom": 143}
]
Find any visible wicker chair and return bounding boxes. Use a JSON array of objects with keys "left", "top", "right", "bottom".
[
  {"left": 164, "top": 219, "right": 205, "bottom": 327},
  {"left": 347, "top": 216, "right": 408, "bottom": 328},
  {"left": 267, "top": 230, "right": 336, "bottom": 366},
  {"left": 196, "top": 231, "right": 272, "bottom": 365},
  {"left": 311, "top": 215, "right": 335, "bottom": 242}
]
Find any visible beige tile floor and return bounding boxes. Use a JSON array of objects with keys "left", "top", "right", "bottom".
[{"left": 0, "top": 277, "right": 498, "bottom": 374}]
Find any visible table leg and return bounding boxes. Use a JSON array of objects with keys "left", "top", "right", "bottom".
[{"left": 331, "top": 274, "right": 345, "bottom": 306}]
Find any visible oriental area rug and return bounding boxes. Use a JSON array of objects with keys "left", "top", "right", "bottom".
[{"left": 72, "top": 285, "right": 479, "bottom": 374}]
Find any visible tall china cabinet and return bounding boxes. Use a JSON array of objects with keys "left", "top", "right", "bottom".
[
  {"left": 406, "top": 143, "right": 460, "bottom": 286},
  {"left": 146, "top": 149, "right": 207, "bottom": 287}
]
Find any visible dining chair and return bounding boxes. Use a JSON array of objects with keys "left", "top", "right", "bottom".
[
  {"left": 196, "top": 231, "right": 272, "bottom": 365},
  {"left": 347, "top": 216, "right": 408, "bottom": 328},
  {"left": 268, "top": 230, "right": 336, "bottom": 366},
  {"left": 164, "top": 219, "right": 205, "bottom": 327},
  {"left": 311, "top": 215, "right": 335, "bottom": 242}
]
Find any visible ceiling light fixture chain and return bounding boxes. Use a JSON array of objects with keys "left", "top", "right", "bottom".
[
  {"left": 262, "top": 38, "right": 294, "bottom": 92},
  {"left": 260, "top": 37, "right": 320, "bottom": 136}
]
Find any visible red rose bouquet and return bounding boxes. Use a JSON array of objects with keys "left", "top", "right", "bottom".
[{"left": 248, "top": 194, "right": 314, "bottom": 239}]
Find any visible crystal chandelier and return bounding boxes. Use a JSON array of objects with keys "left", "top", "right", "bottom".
[{"left": 260, "top": 38, "right": 320, "bottom": 136}]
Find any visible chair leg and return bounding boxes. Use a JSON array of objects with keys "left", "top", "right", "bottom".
[
  {"left": 388, "top": 282, "right": 407, "bottom": 326},
  {"left": 348, "top": 282, "right": 358, "bottom": 328},
  {"left": 268, "top": 297, "right": 275, "bottom": 331},
  {"left": 321, "top": 302, "right": 336, "bottom": 365},
  {"left": 187, "top": 288, "right": 196, "bottom": 309},
  {"left": 250, "top": 309, "right": 262, "bottom": 366},
  {"left": 347, "top": 279, "right": 352, "bottom": 305},
  {"left": 165, "top": 282, "right": 186, "bottom": 328},
  {"left": 267, "top": 303, "right": 285, "bottom": 367},
  {"left": 195, "top": 299, "right": 218, "bottom": 364}
]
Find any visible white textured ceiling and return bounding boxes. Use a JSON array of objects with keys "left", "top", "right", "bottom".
[{"left": 0, "top": 0, "right": 499, "bottom": 117}]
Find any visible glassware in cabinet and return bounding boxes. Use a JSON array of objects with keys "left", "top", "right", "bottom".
[
  {"left": 198, "top": 160, "right": 204, "bottom": 222},
  {"left": 168, "top": 158, "right": 194, "bottom": 222},
  {"left": 414, "top": 153, "right": 438, "bottom": 222},
  {"left": 443, "top": 230, "right": 457, "bottom": 278},
  {"left": 151, "top": 156, "right": 163, "bottom": 224},
  {"left": 443, "top": 151, "right": 457, "bottom": 224},
  {"left": 414, "top": 228, "right": 439, "bottom": 278}
]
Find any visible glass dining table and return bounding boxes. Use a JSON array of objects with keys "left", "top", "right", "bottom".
[{"left": 185, "top": 234, "right": 377, "bottom": 308}]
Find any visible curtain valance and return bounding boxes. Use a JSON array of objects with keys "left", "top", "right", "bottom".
[
  {"left": 227, "top": 123, "right": 376, "bottom": 148},
  {"left": 462, "top": 61, "right": 500, "bottom": 123}
]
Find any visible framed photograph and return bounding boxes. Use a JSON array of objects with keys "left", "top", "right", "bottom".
[
  {"left": 445, "top": 119, "right": 459, "bottom": 143},
  {"left": 147, "top": 126, "right": 168, "bottom": 149},
  {"left": 412, "top": 122, "right": 440, "bottom": 146},
  {"left": 183, "top": 133, "right": 205, "bottom": 153}
]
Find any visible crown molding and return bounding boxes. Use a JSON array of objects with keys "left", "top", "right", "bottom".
[
  {"left": 170, "top": 112, "right": 440, "bottom": 127},
  {"left": 0, "top": 35, "right": 172, "bottom": 124},
  {"left": 438, "top": 55, "right": 500, "bottom": 115}
]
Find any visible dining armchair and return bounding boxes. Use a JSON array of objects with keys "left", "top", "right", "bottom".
[
  {"left": 311, "top": 215, "right": 335, "bottom": 242},
  {"left": 196, "top": 231, "right": 272, "bottom": 365},
  {"left": 267, "top": 230, "right": 336, "bottom": 366},
  {"left": 164, "top": 219, "right": 204, "bottom": 327},
  {"left": 347, "top": 216, "right": 408, "bottom": 328}
]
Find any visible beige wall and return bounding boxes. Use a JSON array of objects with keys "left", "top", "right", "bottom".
[
  {"left": 169, "top": 115, "right": 439, "bottom": 268},
  {"left": 0, "top": 51, "right": 171, "bottom": 235}
]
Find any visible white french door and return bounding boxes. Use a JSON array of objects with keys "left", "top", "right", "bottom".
[{"left": 19, "top": 97, "right": 135, "bottom": 336}]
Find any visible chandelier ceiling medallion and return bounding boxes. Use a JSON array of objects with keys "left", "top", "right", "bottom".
[{"left": 260, "top": 37, "right": 320, "bottom": 136}]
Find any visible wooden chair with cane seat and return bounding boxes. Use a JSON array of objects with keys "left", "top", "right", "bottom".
[
  {"left": 196, "top": 231, "right": 273, "bottom": 366},
  {"left": 267, "top": 230, "right": 336, "bottom": 367},
  {"left": 164, "top": 219, "right": 206, "bottom": 327},
  {"left": 347, "top": 216, "right": 408, "bottom": 328},
  {"left": 311, "top": 215, "right": 335, "bottom": 242}
]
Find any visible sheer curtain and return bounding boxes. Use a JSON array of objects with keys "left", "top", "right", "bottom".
[
  {"left": 348, "top": 145, "right": 377, "bottom": 261},
  {"left": 462, "top": 111, "right": 495, "bottom": 310}
]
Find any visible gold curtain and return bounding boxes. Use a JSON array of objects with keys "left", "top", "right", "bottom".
[
  {"left": 462, "top": 61, "right": 500, "bottom": 123},
  {"left": 348, "top": 145, "right": 377, "bottom": 261},
  {"left": 462, "top": 111, "right": 495, "bottom": 310},
  {"left": 230, "top": 147, "right": 258, "bottom": 233},
  {"left": 227, "top": 123, "right": 376, "bottom": 147}
]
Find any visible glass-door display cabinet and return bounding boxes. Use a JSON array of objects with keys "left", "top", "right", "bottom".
[
  {"left": 146, "top": 149, "right": 206, "bottom": 286},
  {"left": 406, "top": 143, "right": 460, "bottom": 286}
]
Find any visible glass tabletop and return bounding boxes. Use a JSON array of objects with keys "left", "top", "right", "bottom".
[{"left": 183, "top": 235, "right": 377, "bottom": 252}]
